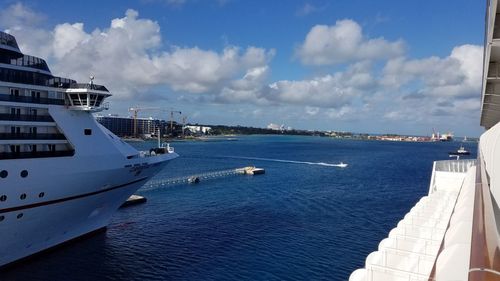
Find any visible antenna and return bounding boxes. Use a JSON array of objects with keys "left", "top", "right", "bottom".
[{"left": 89, "top": 75, "right": 95, "bottom": 89}]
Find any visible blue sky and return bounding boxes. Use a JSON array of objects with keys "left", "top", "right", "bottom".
[{"left": 0, "top": 0, "right": 487, "bottom": 136}]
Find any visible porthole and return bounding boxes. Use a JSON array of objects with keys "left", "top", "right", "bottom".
[
  {"left": 0, "top": 215, "right": 4, "bottom": 222},
  {"left": 0, "top": 170, "right": 7, "bottom": 178},
  {"left": 0, "top": 195, "right": 6, "bottom": 202},
  {"left": 17, "top": 213, "right": 23, "bottom": 219},
  {"left": 20, "top": 170, "right": 28, "bottom": 178},
  {"left": 20, "top": 193, "right": 26, "bottom": 200},
  {"left": 39, "top": 192, "right": 45, "bottom": 198}
]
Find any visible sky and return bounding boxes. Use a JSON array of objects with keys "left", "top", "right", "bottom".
[{"left": 0, "top": 0, "right": 487, "bottom": 136}]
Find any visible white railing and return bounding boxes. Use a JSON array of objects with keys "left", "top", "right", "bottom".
[
  {"left": 428, "top": 159, "right": 476, "bottom": 195},
  {"left": 433, "top": 159, "right": 477, "bottom": 173}
]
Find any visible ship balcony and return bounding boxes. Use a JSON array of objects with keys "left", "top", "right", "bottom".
[
  {"left": 0, "top": 94, "right": 65, "bottom": 105},
  {"left": 0, "top": 133, "right": 66, "bottom": 140},
  {"left": 0, "top": 113, "right": 54, "bottom": 122},
  {"left": 0, "top": 149, "right": 74, "bottom": 160}
]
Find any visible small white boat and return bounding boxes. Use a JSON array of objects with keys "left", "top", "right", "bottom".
[{"left": 337, "top": 162, "right": 348, "bottom": 168}]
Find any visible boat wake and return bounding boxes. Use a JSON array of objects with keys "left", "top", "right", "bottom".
[{"left": 223, "top": 156, "right": 348, "bottom": 168}]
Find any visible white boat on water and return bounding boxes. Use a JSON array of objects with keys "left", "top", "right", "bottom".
[
  {"left": 0, "top": 31, "right": 178, "bottom": 267},
  {"left": 336, "top": 162, "right": 348, "bottom": 168},
  {"left": 349, "top": 0, "right": 500, "bottom": 280}
]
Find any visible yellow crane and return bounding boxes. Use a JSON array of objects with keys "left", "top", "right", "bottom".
[
  {"left": 169, "top": 110, "right": 182, "bottom": 136},
  {"left": 128, "top": 106, "right": 159, "bottom": 138},
  {"left": 128, "top": 107, "right": 183, "bottom": 138}
]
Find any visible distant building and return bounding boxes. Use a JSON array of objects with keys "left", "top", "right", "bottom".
[
  {"left": 185, "top": 125, "right": 211, "bottom": 135},
  {"left": 95, "top": 115, "right": 171, "bottom": 137},
  {"left": 267, "top": 123, "right": 292, "bottom": 131}
]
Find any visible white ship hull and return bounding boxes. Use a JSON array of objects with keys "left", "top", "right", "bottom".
[{"left": 0, "top": 148, "right": 176, "bottom": 267}]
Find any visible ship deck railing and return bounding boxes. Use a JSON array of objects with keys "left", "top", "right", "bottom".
[
  {"left": 0, "top": 150, "right": 75, "bottom": 160},
  {"left": 0, "top": 94, "right": 65, "bottom": 105},
  {"left": 0, "top": 133, "right": 66, "bottom": 140},
  {"left": 0, "top": 114, "right": 54, "bottom": 122}
]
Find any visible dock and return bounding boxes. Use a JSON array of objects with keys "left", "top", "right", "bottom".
[
  {"left": 121, "top": 167, "right": 264, "bottom": 208},
  {"left": 142, "top": 166, "right": 265, "bottom": 189}
]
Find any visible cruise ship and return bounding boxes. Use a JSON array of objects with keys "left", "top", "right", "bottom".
[
  {"left": 0, "top": 31, "right": 178, "bottom": 267},
  {"left": 349, "top": 0, "right": 500, "bottom": 280}
]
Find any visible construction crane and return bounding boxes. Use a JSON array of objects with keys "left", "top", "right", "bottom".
[
  {"left": 181, "top": 115, "right": 188, "bottom": 137},
  {"left": 169, "top": 110, "right": 182, "bottom": 136},
  {"left": 128, "top": 107, "right": 183, "bottom": 138},
  {"left": 128, "top": 106, "right": 159, "bottom": 138}
]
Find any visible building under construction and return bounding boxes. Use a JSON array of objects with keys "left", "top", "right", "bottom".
[{"left": 95, "top": 115, "right": 180, "bottom": 138}]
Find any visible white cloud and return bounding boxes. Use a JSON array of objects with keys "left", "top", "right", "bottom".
[
  {"left": 326, "top": 106, "right": 356, "bottom": 120},
  {"left": 266, "top": 61, "right": 375, "bottom": 108},
  {"left": 0, "top": 3, "right": 44, "bottom": 28},
  {"left": 296, "top": 3, "right": 321, "bottom": 17},
  {"left": 297, "top": 19, "right": 405, "bottom": 65},
  {"left": 0, "top": 4, "right": 483, "bottom": 135},
  {"left": 382, "top": 44, "right": 482, "bottom": 99},
  {"left": 218, "top": 66, "right": 270, "bottom": 103},
  {"left": 305, "top": 106, "right": 320, "bottom": 116},
  {"left": 52, "top": 23, "right": 91, "bottom": 59},
  {"left": 1, "top": 6, "right": 274, "bottom": 100}
]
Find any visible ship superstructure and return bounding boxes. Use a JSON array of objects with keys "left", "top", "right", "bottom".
[
  {"left": 349, "top": 1, "right": 500, "bottom": 280},
  {"left": 0, "top": 31, "right": 178, "bottom": 267}
]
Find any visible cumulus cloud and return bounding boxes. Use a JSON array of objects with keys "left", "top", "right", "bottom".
[
  {"left": 218, "top": 66, "right": 271, "bottom": 103},
  {"left": 0, "top": 5, "right": 483, "bottom": 134},
  {"left": 297, "top": 19, "right": 405, "bottom": 65},
  {"left": 266, "top": 61, "right": 375, "bottom": 108},
  {"left": 1, "top": 6, "right": 274, "bottom": 100},
  {"left": 382, "top": 44, "right": 482, "bottom": 99},
  {"left": 0, "top": 3, "right": 44, "bottom": 29}
]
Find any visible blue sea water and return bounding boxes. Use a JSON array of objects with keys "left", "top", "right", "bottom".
[{"left": 1, "top": 135, "right": 477, "bottom": 281}]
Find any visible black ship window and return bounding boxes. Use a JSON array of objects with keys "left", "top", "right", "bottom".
[
  {"left": 17, "top": 213, "right": 23, "bottom": 219},
  {"left": 39, "top": 192, "right": 45, "bottom": 198},
  {"left": 10, "top": 108, "right": 21, "bottom": 116},
  {"left": 20, "top": 193, "right": 26, "bottom": 200},
  {"left": 84, "top": 129, "right": 92, "bottom": 135},
  {"left": 0, "top": 215, "right": 4, "bottom": 222},
  {"left": 10, "top": 88, "right": 20, "bottom": 96},
  {"left": 20, "top": 170, "right": 28, "bottom": 178},
  {"left": 48, "top": 144, "right": 56, "bottom": 152},
  {"left": 0, "top": 195, "right": 6, "bottom": 201},
  {"left": 0, "top": 170, "right": 7, "bottom": 178},
  {"left": 10, "top": 145, "right": 20, "bottom": 153},
  {"left": 30, "top": 91, "right": 41, "bottom": 99}
]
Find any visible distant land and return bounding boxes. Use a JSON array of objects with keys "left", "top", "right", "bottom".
[{"left": 183, "top": 124, "right": 478, "bottom": 143}]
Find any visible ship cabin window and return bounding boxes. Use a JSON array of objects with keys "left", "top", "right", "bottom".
[
  {"left": 30, "top": 91, "right": 41, "bottom": 99},
  {"left": 48, "top": 144, "right": 56, "bottom": 152},
  {"left": 10, "top": 145, "right": 20, "bottom": 153},
  {"left": 10, "top": 127, "right": 21, "bottom": 134},
  {"left": 84, "top": 129, "right": 92, "bottom": 135},
  {"left": 68, "top": 93, "right": 105, "bottom": 107},
  {"left": 20, "top": 170, "right": 28, "bottom": 178},
  {"left": 29, "top": 127, "right": 37, "bottom": 135},
  {"left": 0, "top": 195, "right": 6, "bottom": 201},
  {"left": 0, "top": 170, "right": 7, "bottom": 178},
  {"left": 30, "top": 144, "right": 37, "bottom": 153},
  {"left": 10, "top": 108, "right": 21, "bottom": 116},
  {"left": 10, "top": 88, "right": 20, "bottom": 97}
]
